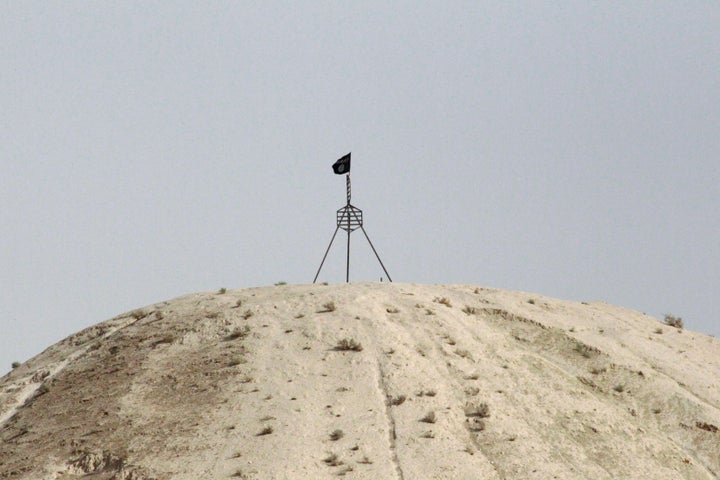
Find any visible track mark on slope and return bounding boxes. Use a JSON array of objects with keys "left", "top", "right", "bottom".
[{"left": 375, "top": 357, "right": 405, "bottom": 480}]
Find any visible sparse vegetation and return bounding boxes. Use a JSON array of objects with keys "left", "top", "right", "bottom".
[
  {"left": 420, "top": 411, "right": 437, "bottom": 423},
  {"left": 574, "top": 342, "right": 595, "bottom": 358},
  {"left": 464, "top": 386, "right": 480, "bottom": 396},
  {"left": 455, "top": 349, "right": 473, "bottom": 360},
  {"left": 613, "top": 384, "right": 625, "bottom": 393},
  {"left": 241, "top": 309, "right": 254, "bottom": 320},
  {"left": 425, "top": 309, "right": 435, "bottom": 315},
  {"left": 388, "top": 395, "right": 406, "bottom": 406},
  {"left": 150, "top": 334, "right": 175, "bottom": 348},
  {"left": 323, "top": 453, "right": 343, "bottom": 466},
  {"left": 11, "top": 361, "right": 20, "bottom": 369},
  {"left": 357, "top": 456, "right": 373, "bottom": 464},
  {"left": 464, "top": 402, "right": 490, "bottom": 418},
  {"left": 335, "top": 338, "right": 363, "bottom": 352},
  {"left": 130, "top": 309, "right": 147, "bottom": 320},
  {"left": 467, "top": 418, "right": 486, "bottom": 432},
  {"left": 386, "top": 307, "right": 399, "bottom": 313},
  {"left": 654, "top": 328, "right": 664, "bottom": 334},
  {"left": 274, "top": 281, "right": 287, "bottom": 286},
  {"left": 420, "top": 430, "right": 435, "bottom": 438},
  {"left": 577, "top": 376, "right": 598, "bottom": 389},
  {"left": 527, "top": 299, "right": 535, "bottom": 305},
  {"left": 329, "top": 429, "right": 344, "bottom": 441},
  {"left": 696, "top": 422, "right": 718, "bottom": 433},
  {"left": 462, "top": 306, "right": 477, "bottom": 315},
  {"left": 417, "top": 389, "right": 437, "bottom": 397},
  {"left": 434, "top": 297, "right": 452, "bottom": 307},
  {"left": 218, "top": 288, "right": 227, "bottom": 294},
  {"left": 227, "top": 357, "right": 245, "bottom": 367},
  {"left": 319, "top": 301, "right": 336, "bottom": 313},
  {"left": 663, "top": 314, "right": 684, "bottom": 329},
  {"left": 337, "top": 466, "right": 354, "bottom": 476},
  {"left": 225, "top": 326, "right": 251, "bottom": 341},
  {"left": 257, "top": 426, "right": 273, "bottom": 436}
]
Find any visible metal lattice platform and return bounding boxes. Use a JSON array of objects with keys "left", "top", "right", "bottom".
[{"left": 337, "top": 205, "right": 363, "bottom": 232}]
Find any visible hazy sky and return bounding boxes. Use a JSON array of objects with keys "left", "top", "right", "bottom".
[{"left": 2, "top": 2, "right": 718, "bottom": 374}]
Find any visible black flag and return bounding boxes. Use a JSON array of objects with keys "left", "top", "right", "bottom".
[{"left": 332, "top": 153, "right": 351, "bottom": 175}]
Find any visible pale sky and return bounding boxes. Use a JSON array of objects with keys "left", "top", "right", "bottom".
[{"left": 2, "top": 2, "right": 718, "bottom": 374}]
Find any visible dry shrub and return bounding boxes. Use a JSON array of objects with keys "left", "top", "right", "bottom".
[
  {"left": 434, "top": 297, "right": 452, "bottom": 307},
  {"left": 335, "top": 338, "right": 363, "bottom": 351},
  {"left": 417, "top": 389, "right": 437, "bottom": 397},
  {"left": 464, "top": 386, "right": 480, "bottom": 396},
  {"left": 319, "top": 301, "right": 336, "bottom": 313},
  {"left": 696, "top": 422, "right": 718, "bottom": 433},
  {"left": 663, "top": 314, "right": 684, "bottom": 329},
  {"left": 574, "top": 342, "right": 594, "bottom": 358},
  {"left": 420, "top": 411, "right": 436, "bottom": 424},
  {"left": 323, "top": 453, "right": 343, "bottom": 466},
  {"left": 225, "top": 325, "right": 251, "bottom": 341},
  {"left": 455, "top": 349, "right": 473, "bottom": 360},
  {"left": 468, "top": 418, "right": 486, "bottom": 432},
  {"left": 464, "top": 402, "right": 490, "bottom": 418}
]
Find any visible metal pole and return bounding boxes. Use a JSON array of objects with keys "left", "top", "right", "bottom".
[
  {"left": 359, "top": 225, "right": 392, "bottom": 282},
  {"left": 314, "top": 226, "right": 340, "bottom": 283},
  {"left": 346, "top": 225, "right": 350, "bottom": 282},
  {"left": 346, "top": 174, "right": 351, "bottom": 283}
]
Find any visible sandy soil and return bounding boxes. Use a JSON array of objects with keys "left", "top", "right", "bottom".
[{"left": 1, "top": 283, "right": 718, "bottom": 479}]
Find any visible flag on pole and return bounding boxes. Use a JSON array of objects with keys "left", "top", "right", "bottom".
[{"left": 332, "top": 153, "right": 351, "bottom": 175}]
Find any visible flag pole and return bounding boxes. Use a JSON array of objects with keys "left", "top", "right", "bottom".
[
  {"left": 346, "top": 173, "right": 351, "bottom": 283},
  {"left": 314, "top": 152, "right": 392, "bottom": 284}
]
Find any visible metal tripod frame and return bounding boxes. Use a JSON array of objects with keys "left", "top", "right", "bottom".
[{"left": 313, "top": 174, "right": 392, "bottom": 283}]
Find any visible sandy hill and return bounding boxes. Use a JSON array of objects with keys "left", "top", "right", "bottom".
[{"left": 1, "top": 283, "right": 719, "bottom": 480}]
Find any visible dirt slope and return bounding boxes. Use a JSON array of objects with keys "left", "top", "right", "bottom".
[{"left": 1, "top": 283, "right": 718, "bottom": 479}]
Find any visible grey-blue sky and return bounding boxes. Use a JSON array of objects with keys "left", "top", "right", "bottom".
[{"left": 1, "top": 2, "right": 718, "bottom": 374}]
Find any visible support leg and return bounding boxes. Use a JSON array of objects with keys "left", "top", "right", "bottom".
[
  {"left": 346, "top": 228, "right": 351, "bottom": 283},
  {"left": 357, "top": 223, "right": 392, "bottom": 282},
  {"left": 314, "top": 226, "right": 340, "bottom": 283}
]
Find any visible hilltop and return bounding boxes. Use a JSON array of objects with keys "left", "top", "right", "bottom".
[{"left": 1, "top": 283, "right": 719, "bottom": 479}]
